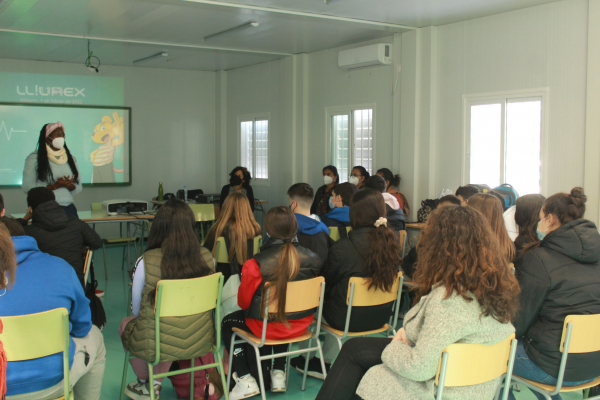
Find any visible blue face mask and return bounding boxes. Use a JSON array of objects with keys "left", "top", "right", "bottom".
[
  {"left": 329, "top": 196, "right": 335, "bottom": 209},
  {"left": 536, "top": 217, "right": 549, "bottom": 241}
]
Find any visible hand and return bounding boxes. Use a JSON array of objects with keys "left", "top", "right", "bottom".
[
  {"left": 392, "top": 328, "right": 410, "bottom": 345},
  {"left": 23, "top": 208, "right": 33, "bottom": 222},
  {"left": 54, "top": 177, "right": 70, "bottom": 189}
]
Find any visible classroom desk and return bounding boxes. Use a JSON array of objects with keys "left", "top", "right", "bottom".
[{"left": 406, "top": 222, "right": 426, "bottom": 231}]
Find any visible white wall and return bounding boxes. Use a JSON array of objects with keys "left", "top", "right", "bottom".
[{"left": 0, "top": 58, "right": 216, "bottom": 235}]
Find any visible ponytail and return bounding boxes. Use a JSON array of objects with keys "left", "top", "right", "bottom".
[
  {"left": 367, "top": 221, "right": 402, "bottom": 292},
  {"left": 260, "top": 241, "right": 300, "bottom": 327}
]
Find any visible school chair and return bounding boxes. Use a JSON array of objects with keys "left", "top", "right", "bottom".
[
  {"left": 83, "top": 249, "right": 93, "bottom": 287},
  {"left": 399, "top": 230, "right": 407, "bottom": 257},
  {"left": 509, "top": 263, "right": 515, "bottom": 275},
  {"left": 495, "top": 314, "right": 600, "bottom": 400},
  {"left": 437, "top": 333, "right": 517, "bottom": 400},
  {"left": 1, "top": 308, "right": 72, "bottom": 399},
  {"left": 215, "top": 235, "right": 263, "bottom": 264},
  {"left": 321, "top": 272, "right": 403, "bottom": 352},
  {"left": 188, "top": 204, "right": 216, "bottom": 242},
  {"left": 91, "top": 203, "right": 137, "bottom": 279},
  {"left": 328, "top": 226, "right": 352, "bottom": 241},
  {"left": 120, "top": 273, "right": 228, "bottom": 400},
  {"left": 228, "top": 277, "right": 327, "bottom": 400}
]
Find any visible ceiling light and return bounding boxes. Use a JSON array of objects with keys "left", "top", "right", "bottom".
[
  {"left": 133, "top": 51, "right": 168, "bottom": 65},
  {"left": 203, "top": 21, "right": 259, "bottom": 42}
]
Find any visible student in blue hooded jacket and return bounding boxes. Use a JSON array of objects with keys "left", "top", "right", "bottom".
[
  {"left": 287, "top": 183, "right": 333, "bottom": 261},
  {"left": 321, "top": 183, "right": 357, "bottom": 238}
]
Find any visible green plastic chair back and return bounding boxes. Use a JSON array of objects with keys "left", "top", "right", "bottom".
[
  {"left": 91, "top": 202, "right": 102, "bottom": 211},
  {"left": 188, "top": 204, "right": 215, "bottom": 222},
  {"left": 1, "top": 308, "right": 72, "bottom": 398},
  {"left": 328, "top": 226, "right": 352, "bottom": 241},
  {"left": 215, "top": 237, "right": 229, "bottom": 264},
  {"left": 253, "top": 235, "right": 263, "bottom": 255},
  {"left": 156, "top": 275, "right": 221, "bottom": 318}
]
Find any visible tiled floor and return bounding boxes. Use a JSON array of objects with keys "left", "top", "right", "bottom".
[{"left": 97, "top": 247, "right": 583, "bottom": 400}]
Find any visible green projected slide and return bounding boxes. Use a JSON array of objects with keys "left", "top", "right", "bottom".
[{"left": 0, "top": 103, "right": 131, "bottom": 187}]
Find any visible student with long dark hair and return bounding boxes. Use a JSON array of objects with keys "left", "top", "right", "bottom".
[
  {"left": 468, "top": 193, "right": 516, "bottom": 263},
  {"left": 376, "top": 168, "right": 409, "bottom": 216},
  {"left": 501, "top": 188, "right": 600, "bottom": 400},
  {"left": 22, "top": 122, "right": 82, "bottom": 216},
  {"left": 311, "top": 165, "right": 339, "bottom": 216},
  {"left": 120, "top": 199, "right": 215, "bottom": 399},
  {"left": 292, "top": 189, "right": 402, "bottom": 378},
  {"left": 204, "top": 191, "right": 262, "bottom": 283},
  {"left": 316, "top": 206, "right": 519, "bottom": 400},
  {"left": 349, "top": 166, "right": 370, "bottom": 189},
  {"left": 513, "top": 194, "right": 546, "bottom": 255},
  {"left": 222, "top": 207, "right": 323, "bottom": 399},
  {"left": 363, "top": 175, "right": 405, "bottom": 231},
  {"left": 220, "top": 166, "right": 255, "bottom": 211}
]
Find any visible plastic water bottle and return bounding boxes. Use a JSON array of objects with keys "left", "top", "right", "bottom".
[
  {"left": 158, "top": 182, "right": 164, "bottom": 201},
  {"left": 184, "top": 185, "right": 188, "bottom": 202}
]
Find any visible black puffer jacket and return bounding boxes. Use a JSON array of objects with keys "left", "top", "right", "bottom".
[
  {"left": 245, "top": 238, "right": 323, "bottom": 321},
  {"left": 515, "top": 219, "right": 600, "bottom": 381},
  {"left": 321, "top": 227, "right": 401, "bottom": 332},
  {"left": 24, "top": 201, "right": 102, "bottom": 283}
]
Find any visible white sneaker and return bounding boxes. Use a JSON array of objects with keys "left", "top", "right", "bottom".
[
  {"left": 270, "top": 369, "right": 287, "bottom": 392},
  {"left": 229, "top": 372, "right": 260, "bottom": 400}
]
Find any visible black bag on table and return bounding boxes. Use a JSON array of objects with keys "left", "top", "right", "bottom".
[
  {"left": 84, "top": 261, "right": 106, "bottom": 329},
  {"left": 417, "top": 199, "right": 439, "bottom": 223}
]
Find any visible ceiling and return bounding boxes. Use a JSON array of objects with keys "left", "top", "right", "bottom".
[{"left": 0, "top": 0, "right": 563, "bottom": 71}]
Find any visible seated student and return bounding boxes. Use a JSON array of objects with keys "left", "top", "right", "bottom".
[
  {"left": 501, "top": 188, "right": 600, "bottom": 400},
  {"left": 376, "top": 168, "right": 409, "bottom": 216},
  {"left": 287, "top": 183, "right": 333, "bottom": 261},
  {"left": 401, "top": 194, "right": 460, "bottom": 278},
  {"left": 120, "top": 199, "right": 215, "bottom": 400},
  {"left": 220, "top": 167, "right": 255, "bottom": 211},
  {"left": 315, "top": 205, "right": 519, "bottom": 400},
  {"left": 321, "top": 183, "right": 357, "bottom": 236},
  {"left": 363, "top": 175, "right": 405, "bottom": 231},
  {"left": 348, "top": 166, "right": 370, "bottom": 189},
  {"left": 222, "top": 207, "right": 323, "bottom": 399},
  {"left": 311, "top": 165, "right": 340, "bottom": 217},
  {"left": 455, "top": 184, "right": 480, "bottom": 206},
  {"left": 204, "top": 191, "right": 262, "bottom": 284},
  {"left": 513, "top": 194, "right": 546, "bottom": 255},
  {"left": 291, "top": 189, "right": 402, "bottom": 378},
  {"left": 0, "top": 217, "right": 105, "bottom": 400},
  {"left": 468, "top": 193, "right": 516, "bottom": 263},
  {"left": 21, "top": 187, "right": 102, "bottom": 285}
]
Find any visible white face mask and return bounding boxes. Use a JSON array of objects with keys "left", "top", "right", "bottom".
[
  {"left": 349, "top": 176, "right": 359, "bottom": 185},
  {"left": 323, "top": 176, "right": 333, "bottom": 185},
  {"left": 52, "top": 137, "right": 65, "bottom": 149}
]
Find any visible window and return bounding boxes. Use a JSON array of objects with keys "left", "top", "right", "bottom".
[
  {"left": 465, "top": 93, "right": 544, "bottom": 195},
  {"left": 329, "top": 108, "right": 374, "bottom": 183},
  {"left": 240, "top": 118, "right": 269, "bottom": 180}
]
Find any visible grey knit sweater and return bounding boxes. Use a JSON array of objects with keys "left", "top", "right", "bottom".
[{"left": 357, "top": 286, "right": 515, "bottom": 400}]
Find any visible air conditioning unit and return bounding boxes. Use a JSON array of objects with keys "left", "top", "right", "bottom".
[{"left": 338, "top": 44, "right": 392, "bottom": 71}]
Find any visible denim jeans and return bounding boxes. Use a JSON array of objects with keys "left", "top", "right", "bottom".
[
  {"left": 500, "top": 340, "right": 596, "bottom": 400},
  {"left": 60, "top": 203, "right": 78, "bottom": 217}
]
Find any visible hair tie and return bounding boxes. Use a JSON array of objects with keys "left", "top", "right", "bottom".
[
  {"left": 283, "top": 238, "right": 293, "bottom": 243},
  {"left": 374, "top": 217, "right": 388, "bottom": 228},
  {"left": 45, "top": 121, "right": 64, "bottom": 137}
]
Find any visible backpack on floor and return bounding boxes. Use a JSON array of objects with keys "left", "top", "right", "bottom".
[
  {"left": 84, "top": 261, "right": 106, "bottom": 329},
  {"left": 493, "top": 184, "right": 519, "bottom": 209},
  {"left": 168, "top": 353, "right": 223, "bottom": 400}
]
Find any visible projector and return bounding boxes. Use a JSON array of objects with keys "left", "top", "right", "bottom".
[{"left": 101, "top": 200, "right": 149, "bottom": 216}]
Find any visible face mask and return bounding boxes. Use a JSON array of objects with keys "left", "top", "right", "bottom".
[
  {"left": 329, "top": 196, "right": 336, "bottom": 209},
  {"left": 323, "top": 176, "right": 333, "bottom": 185},
  {"left": 349, "top": 176, "right": 359, "bottom": 185},
  {"left": 536, "top": 217, "right": 549, "bottom": 241},
  {"left": 52, "top": 137, "right": 65, "bottom": 149},
  {"left": 230, "top": 175, "right": 243, "bottom": 186}
]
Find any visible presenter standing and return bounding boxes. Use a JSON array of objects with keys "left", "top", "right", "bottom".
[
  {"left": 22, "top": 122, "right": 82, "bottom": 216},
  {"left": 219, "top": 166, "right": 254, "bottom": 211}
]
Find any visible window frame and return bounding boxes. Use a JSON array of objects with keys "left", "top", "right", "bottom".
[
  {"left": 325, "top": 104, "right": 377, "bottom": 183},
  {"left": 238, "top": 113, "right": 270, "bottom": 186},
  {"left": 462, "top": 89, "right": 549, "bottom": 195}
]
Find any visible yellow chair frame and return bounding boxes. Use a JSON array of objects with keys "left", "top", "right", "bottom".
[
  {"left": 437, "top": 333, "right": 517, "bottom": 400},
  {"left": 228, "top": 277, "right": 327, "bottom": 400},
  {"left": 321, "top": 272, "right": 404, "bottom": 351},
  {"left": 1, "top": 308, "right": 73, "bottom": 400},
  {"left": 83, "top": 249, "right": 93, "bottom": 287},
  {"left": 495, "top": 314, "right": 600, "bottom": 400},
  {"left": 189, "top": 204, "right": 216, "bottom": 242},
  {"left": 215, "top": 235, "right": 263, "bottom": 264},
  {"left": 120, "top": 273, "right": 228, "bottom": 400}
]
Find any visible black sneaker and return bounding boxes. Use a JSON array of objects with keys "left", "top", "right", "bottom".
[{"left": 290, "top": 356, "right": 330, "bottom": 380}]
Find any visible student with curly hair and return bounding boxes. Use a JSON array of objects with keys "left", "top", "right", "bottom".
[{"left": 316, "top": 205, "right": 520, "bottom": 400}]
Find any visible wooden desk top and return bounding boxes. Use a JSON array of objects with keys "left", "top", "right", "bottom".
[
  {"left": 12, "top": 210, "right": 155, "bottom": 222},
  {"left": 406, "top": 222, "right": 426, "bottom": 230},
  {"left": 151, "top": 200, "right": 268, "bottom": 205}
]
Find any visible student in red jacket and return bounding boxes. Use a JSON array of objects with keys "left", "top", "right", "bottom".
[{"left": 222, "top": 206, "right": 323, "bottom": 400}]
